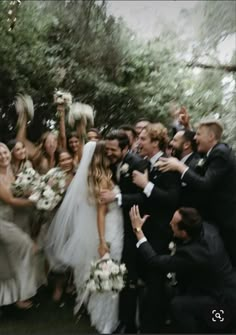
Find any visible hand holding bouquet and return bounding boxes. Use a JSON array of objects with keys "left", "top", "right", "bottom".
[{"left": 86, "top": 254, "right": 127, "bottom": 294}]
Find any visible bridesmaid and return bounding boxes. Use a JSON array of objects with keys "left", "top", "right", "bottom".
[
  {"left": 46, "top": 149, "right": 75, "bottom": 302},
  {"left": 57, "top": 103, "right": 83, "bottom": 170},
  {"left": 16, "top": 111, "right": 58, "bottom": 175},
  {"left": 0, "top": 143, "right": 38, "bottom": 309},
  {"left": 6, "top": 139, "right": 32, "bottom": 176}
]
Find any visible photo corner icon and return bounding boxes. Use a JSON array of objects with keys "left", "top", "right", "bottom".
[
  {"left": 204, "top": 304, "right": 231, "bottom": 330},
  {"left": 211, "top": 309, "right": 224, "bottom": 323}
]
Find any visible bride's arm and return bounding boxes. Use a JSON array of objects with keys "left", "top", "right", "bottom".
[
  {"left": 0, "top": 184, "right": 34, "bottom": 208},
  {"left": 97, "top": 202, "right": 109, "bottom": 258}
]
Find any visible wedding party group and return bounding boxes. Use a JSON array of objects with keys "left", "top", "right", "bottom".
[{"left": 0, "top": 92, "right": 236, "bottom": 334}]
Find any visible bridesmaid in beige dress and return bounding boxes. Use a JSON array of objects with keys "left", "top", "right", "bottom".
[
  {"left": 6, "top": 139, "right": 33, "bottom": 236},
  {"left": 0, "top": 143, "right": 38, "bottom": 309}
]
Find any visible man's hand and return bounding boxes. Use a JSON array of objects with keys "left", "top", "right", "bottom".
[
  {"left": 100, "top": 189, "right": 116, "bottom": 204},
  {"left": 132, "top": 169, "right": 149, "bottom": 189},
  {"left": 157, "top": 157, "right": 186, "bottom": 173},
  {"left": 129, "top": 205, "right": 149, "bottom": 234},
  {"left": 178, "top": 106, "right": 191, "bottom": 129}
]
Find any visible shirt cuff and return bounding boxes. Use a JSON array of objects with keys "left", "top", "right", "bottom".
[
  {"left": 181, "top": 167, "right": 189, "bottom": 179},
  {"left": 115, "top": 193, "right": 122, "bottom": 207},
  {"left": 143, "top": 182, "right": 154, "bottom": 197},
  {"left": 136, "top": 237, "right": 147, "bottom": 248}
]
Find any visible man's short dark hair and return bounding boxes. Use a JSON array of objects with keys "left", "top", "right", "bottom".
[
  {"left": 178, "top": 207, "right": 203, "bottom": 238},
  {"left": 182, "top": 130, "right": 197, "bottom": 152},
  {"left": 105, "top": 130, "right": 130, "bottom": 150},
  {"left": 135, "top": 118, "right": 150, "bottom": 124},
  {"left": 119, "top": 125, "right": 137, "bottom": 138}
]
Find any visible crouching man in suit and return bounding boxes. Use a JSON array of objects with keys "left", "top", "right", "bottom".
[{"left": 130, "top": 205, "right": 236, "bottom": 333}]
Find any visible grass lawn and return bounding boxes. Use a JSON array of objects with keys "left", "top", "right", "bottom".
[{"left": 0, "top": 286, "right": 96, "bottom": 335}]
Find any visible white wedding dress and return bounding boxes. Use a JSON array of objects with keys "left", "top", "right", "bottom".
[{"left": 45, "top": 142, "right": 124, "bottom": 334}]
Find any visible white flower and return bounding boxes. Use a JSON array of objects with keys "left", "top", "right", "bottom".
[
  {"left": 87, "top": 279, "right": 97, "bottom": 292},
  {"left": 58, "top": 179, "right": 66, "bottom": 190},
  {"left": 120, "top": 163, "right": 129, "bottom": 174},
  {"left": 42, "top": 186, "right": 55, "bottom": 199},
  {"left": 101, "top": 280, "right": 112, "bottom": 291},
  {"left": 54, "top": 90, "right": 72, "bottom": 106},
  {"left": 37, "top": 199, "right": 52, "bottom": 211},
  {"left": 168, "top": 242, "right": 175, "bottom": 250},
  {"left": 110, "top": 263, "right": 120, "bottom": 275},
  {"left": 168, "top": 241, "right": 176, "bottom": 256},
  {"left": 113, "top": 277, "right": 124, "bottom": 291},
  {"left": 29, "top": 191, "right": 41, "bottom": 203},
  {"left": 99, "top": 270, "right": 110, "bottom": 280},
  {"left": 119, "top": 264, "right": 127, "bottom": 274},
  {"left": 197, "top": 158, "right": 206, "bottom": 167}
]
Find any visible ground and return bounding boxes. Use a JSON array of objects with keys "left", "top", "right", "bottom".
[{"left": 0, "top": 286, "right": 95, "bottom": 335}]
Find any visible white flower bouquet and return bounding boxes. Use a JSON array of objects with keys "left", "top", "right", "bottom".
[
  {"left": 85, "top": 254, "right": 127, "bottom": 294},
  {"left": 29, "top": 167, "right": 67, "bottom": 211},
  {"left": 54, "top": 90, "right": 73, "bottom": 107},
  {"left": 68, "top": 102, "right": 94, "bottom": 129},
  {"left": 11, "top": 167, "right": 40, "bottom": 197},
  {"left": 15, "top": 94, "right": 34, "bottom": 126},
  {"left": 11, "top": 167, "right": 67, "bottom": 211}
]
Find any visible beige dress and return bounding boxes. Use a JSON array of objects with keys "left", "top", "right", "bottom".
[{"left": 0, "top": 199, "right": 38, "bottom": 306}]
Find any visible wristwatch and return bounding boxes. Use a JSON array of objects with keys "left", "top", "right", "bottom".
[{"left": 133, "top": 226, "right": 142, "bottom": 233}]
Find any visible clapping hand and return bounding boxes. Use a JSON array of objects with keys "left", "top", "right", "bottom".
[{"left": 132, "top": 169, "right": 149, "bottom": 189}]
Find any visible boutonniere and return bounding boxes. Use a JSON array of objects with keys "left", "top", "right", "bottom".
[
  {"left": 168, "top": 241, "right": 176, "bottom": 256},
  {"left": 120, "top": 163, "right": 129, "bottom": 174},
  {"left": 167, "top": 241, "right": 177, "bottom": 285},
  {"left": 196, "top": 158, "right": 206, "bottom": 168}
]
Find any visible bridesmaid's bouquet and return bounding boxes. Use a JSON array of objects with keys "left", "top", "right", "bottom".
[
  {"left": 11, "top": 167, "right": 40, "bottom": 197},
  {"left": 11, "top": 167, "right": 67, "bottom": 211},
  {"left": 85, "top": 254, "right": 127, "bottom": 294},
  {"left": 54, "top": 90, "right": 73, "bottom": 107},
  {"left": 29, "top": 168, "right": 67, "bottom": 211}
]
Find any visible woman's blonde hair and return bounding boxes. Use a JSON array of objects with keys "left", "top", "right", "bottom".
[
  {"left": 87, "top": 141, "right": 113, "bottom": 203},
  {"left": 32, "top": 131, "right": 58, "bottom": 167}
]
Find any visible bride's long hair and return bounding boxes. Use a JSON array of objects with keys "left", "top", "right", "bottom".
[{"left": 87, "top": 141, "right": 113, "bottom": 203}]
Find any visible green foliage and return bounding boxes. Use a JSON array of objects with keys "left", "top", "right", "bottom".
[{"left": 0, "top": 0, "right": 235, "bottom": 146}]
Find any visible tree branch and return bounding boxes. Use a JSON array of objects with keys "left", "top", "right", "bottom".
[{"left": 186, "top": 62, "right": 236, "bottom": 73}]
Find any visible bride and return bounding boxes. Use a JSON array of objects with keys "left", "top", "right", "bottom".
[{"left": 45, "top": 141, "right": 124, "bottom": 333}]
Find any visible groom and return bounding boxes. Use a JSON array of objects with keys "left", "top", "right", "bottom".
[{"left": 100, "top": 130, "right": 148, "bottom": 333}]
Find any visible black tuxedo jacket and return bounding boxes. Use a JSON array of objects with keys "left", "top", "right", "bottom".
[
  {"left": 113, "top": 152, "right": 148, "bottom": 279},
  {"left": 182, "top": 143, "right": 236, "bottom": 228},
  {"left": 180, "top": 152, "right": 201, "bottom": 207},
  {"left": 122, "top": 153, "right": 181, "bottom": 254},
  {"left": 142, "top": 154, "right": 181, "bottom": 253},
  {"left": 139, "top": 223, "right": 236, "bottom": 304},
  {"left": 113, "top": 151, "right": 148, "bottom": 235}
]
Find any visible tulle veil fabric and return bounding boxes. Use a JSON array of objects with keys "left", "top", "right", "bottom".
[
  {"left": 45, "top": 141, "right": 124, "bottom": 333},
  {"left": 45, "top": 141, "right": 97, "bottom": 270}
]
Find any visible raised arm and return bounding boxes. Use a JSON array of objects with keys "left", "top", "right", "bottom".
[
  {"left": 57, "top": 104, "right": 67, "bottom": 150},
  {"left": 16, "top": 112, "right": 37, "bottom": 160}
]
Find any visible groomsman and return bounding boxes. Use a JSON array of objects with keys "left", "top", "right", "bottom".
[
  {"left": 130, "top": 205, "right": 236, "bottom": 333},
  {"left": 170, "top": 129, "right": 200, "bottom": 207},
  {"left": 100, "top": 130, "right": 148, "bottom": 333},
  {"left": 131, "top": 123, "right": 180, "bottom": 333},
  {"left": 159, "top": 119, "right": 236, "bottom": 267}
]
